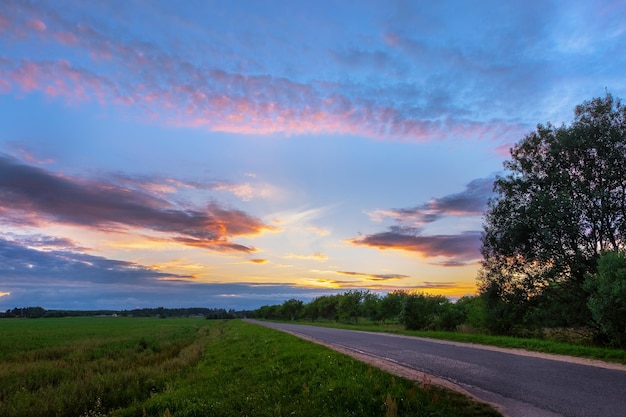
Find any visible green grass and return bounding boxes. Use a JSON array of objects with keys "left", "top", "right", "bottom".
[
  {"left": 0, "top": 317, "right": 210, "bottom": 417},
  {"left": 0, "top": 318, "right": 501, "bottom": 417},
  {"left": 289, "top": 320, "right": 626, "bottom": 364}
]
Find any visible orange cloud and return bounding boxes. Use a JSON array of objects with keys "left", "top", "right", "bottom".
[
  {"left": 301, "top": 278, "right": 475, "bottom": 297},
  {"left": 336, "top": 271, "right": 409, "bottom": 281},
  {"left": 0, "top": 154, "right": 275, "bottom": 253},
  {"left": 284, "top": 252, "right": 328, "bottom": 262},
  {"left": 349, "top": 230, "right": 482, "bottom": 266}
]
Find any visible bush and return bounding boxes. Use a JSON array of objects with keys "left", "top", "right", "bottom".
[
  {"left": 585, "top": 251, "right": 626, "bottom": 347},
  {"left": 400, "top": 293, "right": 460, "bottom": 331}
]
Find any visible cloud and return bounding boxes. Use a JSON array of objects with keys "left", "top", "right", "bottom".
[
  {"left": 336, "top": 271, "right": 409, "bottom": 281},
  {"left": 0, "top": 235, "right": 345, "bottom": 310},
  {"left": 0, "top": 236, "right": 190, "bottom": 285},
  {"left": 0, "top": 2, "right": 530, "bottom": 144},
  {"left": 0, "top": 233, "right": 474, "bottom": 309},
  {"left": 2, "top": 233, "right": 87, "bottom": 251},
  {"left": 350, "top": 230, "right": 482, "bottom": 265},
  {"left": 304, "top": 277, "right": 472, "bottom": 293},
  {"left": 353, "top": 178, "right": 493, "bottom": 265},
  {"left": 284, "top": 252, "right": 328, "bottom": 262},
  {"left": 329, "top": 48, "right": 394, "bottom": 71},
  {"left": 368, "top": 177, "right": 495, "bottom": 226},
  {"left": 249, "top": 258, "right": 268, "bottom": 264},
  {"left": 0, "top": 154, "right": 274, "bottom": 252},
  {"left": 109, "top": 173, "right": 199, "bottom": 196},
  {"left": 5, "top": 143, "right": 56, "bottom": 165},
  {"left": 211, "top": 180, "right": 280, "bottom": 201}
]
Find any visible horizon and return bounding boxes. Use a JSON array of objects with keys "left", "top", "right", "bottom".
[{"left": 2, "top": 1, "right": 625, "bottom": 311}]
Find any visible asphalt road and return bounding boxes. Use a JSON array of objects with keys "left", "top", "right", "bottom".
[{"left": 249, "top": 320, "right": 626, "bottom": 417}]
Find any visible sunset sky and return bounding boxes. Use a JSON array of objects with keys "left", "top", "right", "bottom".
[{"left": 1, "top": 0, "right": 625, "bottom": 310}]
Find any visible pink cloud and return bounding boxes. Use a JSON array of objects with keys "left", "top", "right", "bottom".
[
  {"left": 349, "top": 230, "right": 482, "bottom": 265},
  {"left": 336, "top": 271, "right": 409, "bottom": 281},
  {"left": 0, "top": 3, "right": 528, "bottom": 144},
  {"left": 27, "top": 18, "right": 46, "bottom": 32},
  {"left": 0, "top": 78, "right": 10, "bottom": 93},
  {"left": 0, "top": 155, "right": 275, "bottom": 253},
  {"left": 54, "top": 31, "right": 78, "bottom": 45},
  {"left": 369, "top": 177, "right": 495, "bottom": 226},
  {"left": 495, "top": 142, "right": 514, "bottom": 157},
  {"left": 0, "top": 14, "right": 10, "bottom": 32}
]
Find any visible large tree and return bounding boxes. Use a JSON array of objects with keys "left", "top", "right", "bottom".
[{"left": 479, "top": 94, "right": 626, "bottom": 331}]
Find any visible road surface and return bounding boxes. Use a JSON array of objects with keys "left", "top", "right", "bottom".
[{"left": 248, "top": 320, "right": 626, "bottom": 417}]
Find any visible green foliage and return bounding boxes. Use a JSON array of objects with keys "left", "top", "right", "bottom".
[
  {"left": 301, "top": 295, "right": 339, "bottom": 321},
  {"left": 361, "top": 290, "right": 382, "bottom": 321},
  {"left": 380, "top": 290, "right": 408, "bottom": 323},
  {"left": 253, "top": 290, "right": 466, "bottom": 332},
  {"left": 281, "top": 298, "right": 304, "bottom": 321},
  {"left": 400, "top": 292, "right": 461, "bottom": 331},
  {"left": 337, "top": 290, "right": 364, "bottom": 323},
  {"left": 585, "top": 251, "right": 626, "bottom": 347},
  {"left": 480, "top": 93, "right": 626, "bottom": 333},
  {"left": 0, "top": 318, "right": 212, "bottom": 417},
  {"left": 454, "top": 296, "right": 488, "bottom": 330}
]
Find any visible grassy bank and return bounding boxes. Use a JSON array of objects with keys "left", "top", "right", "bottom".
[
  {"left": 0, "top": 318, "right": 501, "bottom": 417},
  {"left": 288, "top": 320, "right": 626, "bottom": 364}
]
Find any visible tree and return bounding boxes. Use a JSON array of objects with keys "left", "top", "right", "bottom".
[
  {"left": 281, "top": 298, "right": 304, "bottom": 321},
  {"left": 399, "top": 292, "right": 452, "bottom": 331},
  {"left": 455, "top": 296, "right": 488, "bottom": 330},
  {"left": 304, "top": 295, "right": 339, "bottom": 321},
  {"left": 584, "top": 251, "right": 626, "bottom": 347},
  {"left": 380, "top": 290, "right": 408, "bottom": 323},
  {"left": 338, "top": 290, "right": 363, "bottom": 324},
  {"left": 480, "top": 94, "right": 626, "bottom": 331},
  {"left": 361, "top": 291, "right": 381, "bottom": 321}
]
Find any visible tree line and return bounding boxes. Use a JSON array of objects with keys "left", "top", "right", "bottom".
[
  {"left": 0, "top": 306, "right": 245, "bottom": 319},
  {"left": 249, "top": 290, "right": 486, "bottom": 332}
]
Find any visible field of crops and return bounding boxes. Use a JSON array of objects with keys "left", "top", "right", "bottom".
[{"left": 0, "top": 318, "right": 501, "bottom": 417}]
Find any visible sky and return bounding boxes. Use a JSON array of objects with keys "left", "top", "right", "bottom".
[{"left": 1, "top": 0, "right": 625, "bottom": 311}]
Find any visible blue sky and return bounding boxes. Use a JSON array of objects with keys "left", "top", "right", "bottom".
[{"left": 1, "top": 0, "right": 625, "bottom": 310}]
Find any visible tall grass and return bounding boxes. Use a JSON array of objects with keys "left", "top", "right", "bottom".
[
  {"left": 0, "top": 318, "right": 501, "bottom": 417},
  {"left": 117, "top": 320, "right": 500, "bottom": 417},
  {"left": 0, "top": 318, "right": 211, "bottom": 417}
]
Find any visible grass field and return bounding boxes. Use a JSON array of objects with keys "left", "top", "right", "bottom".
[{"left": 0, "top": 317, "right": 501, "bottom": 417}]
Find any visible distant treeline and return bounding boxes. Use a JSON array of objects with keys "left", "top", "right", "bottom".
[
  {"left": 248, "top": 290, "right": 481, "bottom": 333},
  {"left": 0, "top": 306, "right": 248, "bottom": 319}
]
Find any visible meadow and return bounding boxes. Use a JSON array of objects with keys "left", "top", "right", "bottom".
[{"left": 0, "top": 317, "right": 501, "bottom": 417}]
